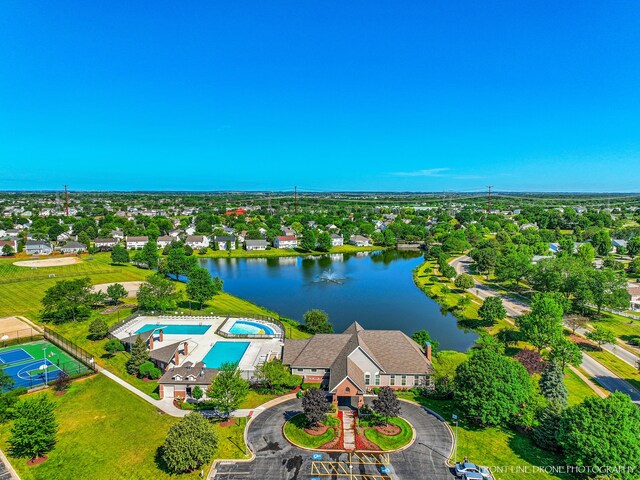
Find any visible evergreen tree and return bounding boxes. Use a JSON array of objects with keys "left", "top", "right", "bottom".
[
  {"left": 161, "top": 412, "right": 218, "bottom": 474},
  {"left": 539, "top": 361, "right": 568, "bottom": 407},
  {"left": 533, "top": 401, "right": 564, "bottom": 451},
  {"left": 372, "top": 386, "right": 401, "bottom": 426},
  {"left": 9, "top": 395, "right": 58, "bottom": 460},
  {"left": 88, "top": 317, "right": 109, "bottom": 340},
  {"left": 126, "top": 337, "right": 150, "bottom": 375}
]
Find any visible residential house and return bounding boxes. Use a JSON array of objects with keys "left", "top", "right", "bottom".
[
  {"left": 111, "top": 229, "right": 125, "bottom": 241},
  {"left": 214, "top": 236, "right": 236, "bottom": 250},
  {"left": 612, "top": 239, "right": 628, "bottom": 252},
  {"left": 330, "top": 234, "right": 344, "bottom": 247},
  {"left": 519, "top": 223, "right": 538, "bottom": 231},
  {"left": 94, "top": 238, "right": 118, "bottom": 251},
  {"left": 548, "top": 243, "right": 561, "bottom": 254},
  {"left": 125, "top": 236, "right": 149, "bottom": 250},
  {"left": 156, "top": 235, "right": 176, "bottom": 249},
  {"left": 59, "top": 241, "right": 86, "bottom": 254},
  {"left": 629, "top": 286, "right": 640, "bottom": 311},
  {"left": 532, "top": 255, "right": 553, "bottom": 264},
  {"left": 5, "top": 229, "right": 20, "bottom": 238},
  {"left": 0, "top": 239, "right": 18, "bottom": 255},
  {"left": 158, "top": 361, "right": 218, "bottom": 400},
  {"left": 245, "top": 239, "right": 269, "bottom": 251},
  {"left": 349, "top": 235, "right": 372, "bottom": 247},
  {"left": 185, "top": 235, "right": 210, "bottom": 250},
  {"left": 25, "top": 240, "right": 53, "bottom": 255},
  {"left": 281, "top": 227, "right": 296, "bottom": 236},
  {"left": 282, "top": 322, "right": 433, "bottom": 408},
  {"left": 185, "top": 225, "right": 196, "bottom": 236},
  {"left": 274, "top": 235, "right": 298, "bottom": 249}
]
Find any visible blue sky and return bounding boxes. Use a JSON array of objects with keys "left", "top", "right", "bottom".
[{"left": 1, "top": 1, "right": 639, "bottom": 192}]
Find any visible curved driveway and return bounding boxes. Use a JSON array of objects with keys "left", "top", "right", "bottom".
[{"left": 212, "top": 398, "right": 453, "bottom": 479}]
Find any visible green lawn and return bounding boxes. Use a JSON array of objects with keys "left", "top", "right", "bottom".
[
  {"left": 362, "top": 417, "right": 413, "bottom": 451},
  {"left": 586, "top": 349, "right": 640, "bottom": 391},
  {"left": 564, "top": 368, "right": 599, "bottom": 406},
  {"left": 397, "top": 394, "right": 576, "bottom": 480},
  {"left": 0, "top": 374, "right": 248, "bottom": 480},
  {"left": 239, "top": 390, "right": 278, "bottom": 409},
  {"left": 283, "top": 413, "right": 335, "bottom": 449},
  {"left": 588, "top": 311, "right": 640, "bottom": 345},
  {"left": 194, "top": 244, "right": 383, "bottom": 259}
]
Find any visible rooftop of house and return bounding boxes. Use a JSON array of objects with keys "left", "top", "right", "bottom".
[
  {"left": 126, "top": 236, "right": 149, "bottom": 242},
  {"left": 158, "top": 361, "right": 218, "bottom": 385}
]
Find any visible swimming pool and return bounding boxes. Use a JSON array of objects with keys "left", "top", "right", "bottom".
[
  {"left": 202, "top": 341, "right": 250, "bottom": 369},
  {"left": 228, "top": 320, "right": 275, "bottom": 335},
  {"left": 134, "top": 324, "right": 211, "bottom": 335}
]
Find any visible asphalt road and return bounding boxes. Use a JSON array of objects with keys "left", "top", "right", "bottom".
[
  {"left": 212, "top": 398, "right": 454, "bottom": 479},
  {"left": 449, "top": 255, "right": 640, "bottom": 405}
]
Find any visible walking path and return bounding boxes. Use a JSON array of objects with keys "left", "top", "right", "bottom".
[
  {"left": 449, "top": 255, "right": 640, "bottom": 404},
  {"left": 342, "top": 410, "right": 355, "bottom": 450}
]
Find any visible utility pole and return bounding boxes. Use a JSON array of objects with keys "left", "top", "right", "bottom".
[
  {"left": 64, "top": 184, "right": 69, "bottom": 217},
  {"left": 486, "top": 185, "right": 493, "bottom": 215},
  {"left": 294, "top": 185, "right": 298, "bottom": 214}
]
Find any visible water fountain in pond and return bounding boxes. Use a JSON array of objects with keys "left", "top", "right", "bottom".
[{"left": 315, "top": 269, "right": 346, "bottom": 285}]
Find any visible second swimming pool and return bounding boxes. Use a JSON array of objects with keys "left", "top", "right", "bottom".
[
  {"left": 202, "top": 341, "right": 250, "bottom": 369},
  {"left": 134, "top": 324, "right": 212, "bottom": 335}
]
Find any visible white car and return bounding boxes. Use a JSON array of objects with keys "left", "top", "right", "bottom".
[{"left": 454, "top": 462, "right": 494, "bottom": 480}]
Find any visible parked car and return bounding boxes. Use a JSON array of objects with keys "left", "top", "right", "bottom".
[
  {"left": 455, "top": 461, "right": 494, "bottom": 480},
  {"left": 462, "top": 473, "right": 484, "bottom": 480}
]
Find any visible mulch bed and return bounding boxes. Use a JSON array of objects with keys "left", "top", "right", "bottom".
[
  {"left": 355, "top": 428, "right": 381, "bottom": 451},
  {"left": 569, "top": 334, "right": 598, "bottom": 351},
  {"left": 373, "top": 424, "right": 401, "bottom": 436},
  {"left": 304, "top": 424, "right": 329, "bottom": 436},
  {"left": 27, "top": 456, "right": 48, "bottom": 466},
  {"left": 219, "top": 418, "right": 237, "bottom": 427}
]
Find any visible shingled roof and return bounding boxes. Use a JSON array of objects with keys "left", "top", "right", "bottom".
[{"left": 283, "top": 322, "right": 433, "bottom": 392}]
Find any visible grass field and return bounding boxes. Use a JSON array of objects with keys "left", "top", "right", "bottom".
[
  {"left": 564, "top": 368, "right": 599, "bottom": 406},
  {"left": 397, "top": 394, "right": 575, "bottom": 480},
  {"left": 587, "top": 348, "right": 640, "bottom": 391},
  {"left": 283, "top": 413, "right": 335, "bottom": 449},
  {"left": 0, "top": 253, "right": 153, "bottom": 319},
  {"left": 0, "top": 374, "right": 248, "bottom": 480},
  {"left": 362, "top": 417, "right": 413, "bottom": 451}
]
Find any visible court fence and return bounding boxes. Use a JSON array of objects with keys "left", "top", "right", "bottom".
[
  {"left": 0, "top": 328, "right": 43, "bottom": 348},
  {"left": 43, "top": 327, "right": 97, "bottom": 375}
]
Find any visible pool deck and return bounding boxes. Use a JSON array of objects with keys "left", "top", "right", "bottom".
[{"left": 114, "top": 315, "right": 283, "bottom": 374}]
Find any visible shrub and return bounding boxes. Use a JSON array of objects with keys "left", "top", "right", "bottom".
[
  {"left": 138, "top": 361, "right": 161, "bottom": 380},
  {"left": 53, "top": 373, "right": 71, "bottom": 392},
  {"left": 88, "top": 317, "right": 109, "bottom": 340}
]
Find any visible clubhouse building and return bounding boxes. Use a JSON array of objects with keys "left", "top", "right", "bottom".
[{"left": 282, "top": 322, "right": 433, "bottom": 408}]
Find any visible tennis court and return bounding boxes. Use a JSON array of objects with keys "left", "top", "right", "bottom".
[{"left": 0, "top": 340, "right": 90, "bottom": 390}]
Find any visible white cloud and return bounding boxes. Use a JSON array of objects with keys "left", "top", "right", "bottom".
[{"left": 391, "top": 168, "right": 450, "bottom": 177}]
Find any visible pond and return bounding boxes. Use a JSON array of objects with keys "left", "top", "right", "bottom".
[{"left": 199, "top": 250, "right": 478, "bottom": 351}]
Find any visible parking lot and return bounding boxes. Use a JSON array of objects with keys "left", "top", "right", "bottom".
[{"left": 212, "top": 398, "right": 453, "bottom": 480}]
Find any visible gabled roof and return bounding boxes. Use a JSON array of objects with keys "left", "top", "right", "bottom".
[
  {"left": 149, "top": 341, "right": 185, "bottom": 364},
  {"left": 121, "top": 329, "right": 155, "bottom": 346},
  {"left": 158, "top": 361, "right": 218, "bottom": 385},
  {"left": 126, "top": 236, "right": 148, "bottom": 242}
]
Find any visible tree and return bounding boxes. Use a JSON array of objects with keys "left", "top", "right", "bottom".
[
  {"left": 163, "top": 247, "right": 197, "bottom": 280},
  {"left": 440, "top": 264, "right": 456, "bottom": 279},
  {"left": 478, "top": 297, "right": 507, "bottom": 325},
  {"left": 254, "top": 359, "right": 301, "bottom": 393},
  {"left": 576, "top": 242, "right": 595, "bottom": 264},
  {"left": 300, "top": 230, "right": 317, "bottom": 251},
  {"left": 2, "top": 244, "right": 14, "bottom": 256},
  {"left": 88, "top": 317, "right": 108, "bottom": 340},
  {"left": 206, "top": 362, "right": 249, "bottom": 418},
  {"left": 516, "top": 293, "right": 564, "bottom": 352},
  {"left": 558, "top": 393, "right": 640, "bottom": 479},
  {"left": 110, "top": 245, "right": 129, "bottom": 264},
  {"left": 565, "top": 316, "right": 588, "bottom": 333},
  {"left": 106, "top": 283, "right": 128, "bottom": 305},
  {"left": 301, "top": 388, "right": 330, "bottom": 427},
  {"left": 139, "top": 240, "right": 159, "bottom": 269},
  {"left": 589, "top": 268, "right": 630, "bottom": 314},
  {"left": 136, "top": 273, "right": 181, "bottom": 312},
  {"left": 495, "top": 251, "right": 532, "bottom": 285},
  {"left": 383, "top": 228, "right": 396, "bottom": 247},
  {"left": 192, "top": 386, "right": 204, "bottom": 401},
  {"left": 316, "top": 232, "right": 332, "bottom": 252},
  {"left": 539, "top": 361, "right": 568, "bottom": 407},
  {"left": 514, "top": 348, "right": 546, "bottom": 375},
  {"left": 185, "top": 266, "right": 217, "bottom": 309},
  {"left": 9, "top": 394, "right": 58, "bottom": 460},
  {"left": 457, "top": 295, "right": 471, "bottom": 312},
  {"left": 627, "top": 236, "right": 640, "bottom": 257},
  {"left": 454, "top": 273, "right": 474, "bottom": 290},
  {"left": 303, "top": 309, "right": 333, "bottom": 334},
  {"left": 0, "top": 369, "right": 14, "bottom": 391},
  {"left": 41, "top": 277, "right": 94, "bottom": 323},
  {"left": 104, "top": 338, "right": 125, "bottom": 357},
  {"left": 533, "top": 401, "right": 565, "bottom": 452},
  {"left": 126, "top": 337, "right": 149, "bottom": 375},
  {"left": 161, "top": 412, "right": 218, "bottom": 474},
  {"left": 138, "top": 361, "right": 162, "bottom": 380},
  {"left": 591, "top": 229, "right": 612, "bottom": 256},
  {"left": 587, "top": 326, "right": 617, "bottom": 349},
  {"left": 549, "top": 338, "right": 582, "bottom": 370},
  {"left": 411, "top": 330, "right": 440, "bottom": 355},
  {"left": 371, "top": 386, "right": 401, "bottom": 426},
  {"left": 454, "top": 348, "right": 534, "bottom": 426},
  {"left": 52, "top": 373, "right": 71, "bottom": 393},
  {"left": 473, "top": 247, "right": 498, "bottom": 275}
]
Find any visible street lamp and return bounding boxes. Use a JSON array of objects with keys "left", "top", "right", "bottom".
[
  {"left": 126, "top": 331, "right": 133, "bottom": 353},
  {"left": 452, "top": 414, "right": 459, "bottom": 465}
]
